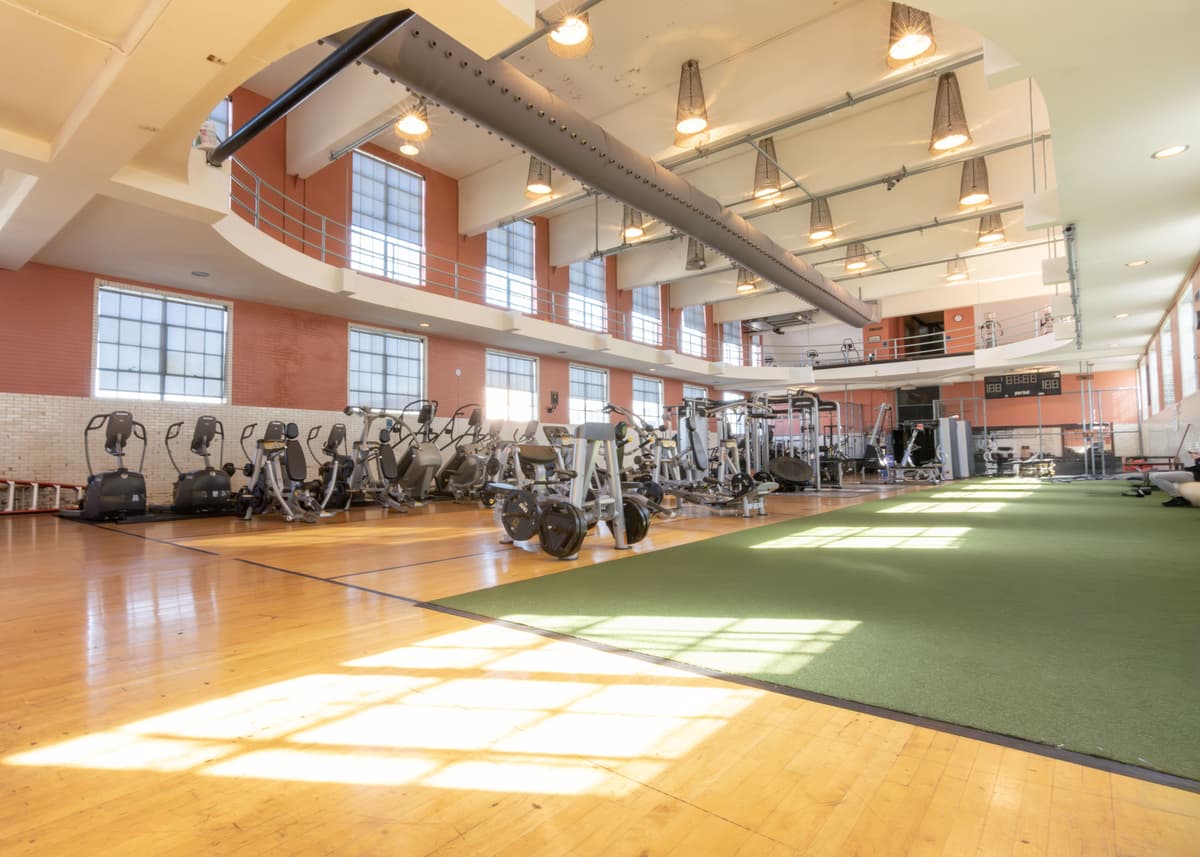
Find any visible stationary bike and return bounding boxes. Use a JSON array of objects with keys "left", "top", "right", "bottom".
[
  {"left": 81, "top": 411, "right": 149, "bottom": 520},
  {"left": 164, "top": 416, "right": 236, "bottom": 513}
]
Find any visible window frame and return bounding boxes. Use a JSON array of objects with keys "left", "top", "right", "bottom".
[
  {"left": 349, "top": 149, "right": 426, "bottom": 285},
  {"left": 485, "top": 349, "right": 539, "bottom": 423},
  {"left": 347, "top": 324, "right": 428, "bottom": 411},
  {"left": 92, "top": 280, "right": 232, "bottom": 404},
  {"left": 1178, "top": 293, "right": 1197, "bottom": 398},
  {"left": 568, "top": 363, "right": 609, "bottom": 425},
  {"left": 485, "top": 219, "right": 537, "bottom": 314},
  {"left": 632, "top": 374, "right": 665, "bottom": 427},
  {"left": 631, "top": 284, "right": 662, "bottom": 345},
  {"left": 567, "top": 257, "right": 607, "bottom": 332},
  {"left": 682, "top": 383, "right": 708, "bottom": 402},
  {"left": 1160, "top": 317, "right": 1176, "bottom": 406},
  {"left": 679, "top": 304, "right": 706, "bottom": 357},
  {"left": 721, "top": 321, "right": 744, "bottom": 365}
]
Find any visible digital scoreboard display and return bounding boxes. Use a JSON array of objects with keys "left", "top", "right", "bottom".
[{"left": 983, "top": 370, "right": 1062, "bottom": 399}]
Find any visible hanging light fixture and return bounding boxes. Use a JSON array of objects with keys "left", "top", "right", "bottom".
[
  {"left": 958, "top": 156, "right": 990, "bottom": 206},
  {"left": 809, "top": 197, "right": 834, "bottom": 241},
  {"left": 735, "top": 268, "right": 760, "bottom": 294},
  {"left": 525, "top": 156, "right": 552, "bottom": 198},
  {"left": 887, "top": 3, "right": 936, "bottom": 67},
  {"left": 675, "top": 60, "right": 709, "bottom": 137},
  {"left": 845, "top": 242, "right": 869, "bottom": 272},
  {"left": 622, "top": 205, "right": 645, "bottom": 240},
  {"left": 685, "top": 236, "right": 707, "bottom": 270},
  {"left": 929, "top": 72, "right": 971, "bottom": 152},
  {"left": 753, "top": 137, "right": 782, "bottom": 199},
  {"left": 977, "top": 213, "right": 1005, "bottom": 244},
  {"left": 397, "top": 140, "right": 420, "bottom": 157},
  {"left": 395, "top": 98, "right": 431, "bottom": 139},
  {"left": 946, "top": 257, "right": 969, "bottom": 281},
  {"left": 546, "top": 12, "right": 593, "bottom": 58}
]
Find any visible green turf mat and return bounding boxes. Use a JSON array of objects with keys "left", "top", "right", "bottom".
[{"left": 435, "top": 480, "right": 1200, "bottom": 780}]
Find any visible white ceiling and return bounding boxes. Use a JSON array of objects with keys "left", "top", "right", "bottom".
[{"left": 0, "top": 0, "right": 1196, "bottom": 381}]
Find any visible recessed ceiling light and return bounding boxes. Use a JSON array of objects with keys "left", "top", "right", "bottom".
[
  {"left": 1114, "top": 312, "right": 1129, "bottom": 319},
  {"left": 418, "top": 322, "right": 431, "bottom": 328},
  {"left": 1125, "top": 259, "right": 1148, "bottom": 267},
  {"left": 191, "top": 271, "right": 209, "bottom": 277},
  {"left": 1151, "top": 144, "right": 1189, "bottom": 159}
]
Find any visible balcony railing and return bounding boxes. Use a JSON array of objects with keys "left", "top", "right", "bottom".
[{"left": 227, "top": 157, "right": 1052, "bottom": 371}]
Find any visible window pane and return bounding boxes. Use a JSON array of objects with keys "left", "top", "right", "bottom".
[
  {"left": 348, "top": 327, "right": 425, "bottom": 409},
  {"left": 485, "top": 350, "right": 537, "bottom": 422},
  {"left": 350, "top": 151, "right": 425, "bottom": 283}
]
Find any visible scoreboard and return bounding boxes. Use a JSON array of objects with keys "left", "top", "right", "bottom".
[{"left": 983, "top": 370, "right": 1062, "bottom": 399}]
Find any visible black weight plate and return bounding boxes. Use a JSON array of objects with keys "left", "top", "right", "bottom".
[
  {"left": 620, "top": 495, "right": 652, "bottom": 545},
  {"left": 250, "top": 481, "right": 270, "bottom": 514},
  {"left": 638, "top": 480, "right": 664, "bottom": 505},
  {"left": 478, "top": 487, "right": 497, "bottom": 508},
  {"left": 538, "top": 500, "right": 587, "bottom": 559},
  {"left": 730, "top": 472, "right": 754, "bottom": 497},
  {"left": 500, "top": 489, "right": 539, "bottom": 541},
  {"left": 485, "top": 455, "right": 501, "bottom": 477}
]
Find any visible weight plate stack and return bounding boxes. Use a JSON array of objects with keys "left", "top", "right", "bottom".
[
  {"left": 500, "top": 489, "right": 540, "bottom": 541},
  {"left": 538, "top": 499, "right": 587, "bottom": 559}
]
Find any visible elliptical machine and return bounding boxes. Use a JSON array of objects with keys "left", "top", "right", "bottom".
[
  {"left": 81, "top": 411, "right": 148, "bottom": 520},
  {"left": 164, "top": 416, "right": 236, "bottom": 513},
  {"left": 433, "top": 404, "right": 489, "bottom": 501},
  {"left": 393, "top": 399, "right": 443, "bottom": 503}
]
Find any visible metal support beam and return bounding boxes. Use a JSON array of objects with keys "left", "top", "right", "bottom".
[{"left": 208, "top": 11, "right": 414, "bottom": 167}]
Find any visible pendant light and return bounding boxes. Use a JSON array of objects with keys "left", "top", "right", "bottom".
[
  {"left": 887, "top": 4, "right": 936, "bottom": 67},
  {"left": 959, "top": 156, "right": 990, "bottom": 206},
  {"left": 525, "top": 156, "right": 552, "bottom": 198},
  {"left": 675, "top": 60, "right": 709, "bottom": 137},
  {"left": 685, "top": 236, "right": 707, "bottom": 270},
  {"left": 809, "top": 197, "right": 834, "bottom": 241},
  {"left": 753, "top": 137, "right": 782, "bottom": 199},
  {"left": 622, "top": 205, "right": 645, "bottom": 240},
  {"left": 946, "top": 257, "right": 969, "bottom": 282},
  {"left": 547, "top": 12, "right": 593, "bottom": 58},
  {"left": 845, "top": 242, "right": 869, "bottom": 272},
  {"left": 929, "top": 72, "right": 971, "bottom": 152},
  {"left": 398, "top": 140, "right": 420, "bottom": 157},
  {"left": 395, "top": 98, "right": 431, "bottom": 139},
  {"left": 735, "top": 268, "right": 760, "bottom": 294},
  {"left": 977, "top": 213, "right": 1005, "bottom": 244}
]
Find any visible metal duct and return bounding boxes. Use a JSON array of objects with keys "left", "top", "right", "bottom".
[{"left": 381, "top": 18, "right": 878, "bottom": 328}]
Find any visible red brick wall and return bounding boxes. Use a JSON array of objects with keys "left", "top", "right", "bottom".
[{"left": 0, "top": 264, "right": 95, "bottom": 396}]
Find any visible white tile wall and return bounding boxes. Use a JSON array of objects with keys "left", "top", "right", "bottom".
[{"left": 0, "top": 393, "right": 561, "bottom": 505}]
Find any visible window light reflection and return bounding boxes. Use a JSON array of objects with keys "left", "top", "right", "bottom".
[{"left": 752, "top": 526, "right": 970, "bottom": 550}]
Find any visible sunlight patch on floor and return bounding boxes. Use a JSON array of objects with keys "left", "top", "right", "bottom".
[
  {"left": 752, "top": 526, "right": 970, "bottom": 550},
  {"left": 879, "top": 502, "right": 1005, "bottom": 514},
  {"left": 5, "top": 624, "right": 759, "bottom": 795}
]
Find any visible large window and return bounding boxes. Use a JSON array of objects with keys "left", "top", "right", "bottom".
[
  {"left": 682, "top": 383, "right": 707, "bottom": 401},
  {"left": 348, "top": 327, "right": 424, "bottom": 410},
  {"left": 94, "top": 285, "right": 228, "bottom": 402},
  {"left": 632, "top": 376, "right": 664, "bottom": 426},
  {"left": 631, "top": 285, "right": 662, "bottom": 345},
  {"left": 680, "top": 304, "right": 706, "bottom": 357},
  {"left": 569, "top": 365, "right": 608, "bottom": 424},
  {"left": 486, "top": 351, "right": 538, "bottom": 422},
  {"left": 350, "top": 151, "right": 424, "bottom": 283},
  {"left": 1148, "top": 339, "right": 1161, "bottom": 414},
  {"left": 721, "top": 321, "right": 743, "bottom": 364},
  {"left": 1179, "top": 294, "right": 1197, "bottom": 398},
  {"left": 486, "top": 220, "right": 536, "bottom": 314},
  {"left": 568, "top": 257, "right": 607, "bottom": 331},
  {"left": 750, "top": 335, "right": 763, "bottom": 367},
  {"left": 1160, "top": 319, "right": 1176, "bottom": 406}
]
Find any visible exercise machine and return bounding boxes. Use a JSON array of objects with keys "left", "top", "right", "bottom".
[
  {"left": 81, "top": 411, "right": 148, "bottom": 520},
  {"left": 235, "top": 422, "right": 328, "bottom": 522},
  {"left": 343, "top": 406, "right": 409, "bottom": 512},
  {"left": 306, "top": 423, "right": 352, "bottom": 510},
  {"left": 392, "top": 399, "right": 443, "bottom": 502},
  {"left": 164, "top": 416, "right": 235, "bottom": 513}
]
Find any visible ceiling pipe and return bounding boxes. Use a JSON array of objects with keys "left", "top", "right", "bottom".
[
  {"left": 208, "top": 11, "right": 415, "bottom": 167},
  {"left": 382, "top": 17, "right": 878, "bottom": 327}
]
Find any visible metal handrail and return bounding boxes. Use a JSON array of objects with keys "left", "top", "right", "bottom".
[{"left": 226, "top": 157, "right": 1052, "bottom": 370}]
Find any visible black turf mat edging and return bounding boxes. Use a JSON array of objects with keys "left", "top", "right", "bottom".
[{"left": 416, "top": 599, "right": 1200, "bottom": 796}]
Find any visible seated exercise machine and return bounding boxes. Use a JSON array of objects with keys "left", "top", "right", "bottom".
[
  {"left": 433, "top": 404, "right": 491, "bottom": 501},
  {"left": 981, "top": 433, "right": 1015, "bottom": 477},
  {"left": 342, "top": 406, "right": 409, "bottom": 512},
  {"left": 889, "top": 424, "right": 944, "bottom": 484},
  {"left": 81, "top": 411, "right": 148, "bottom": 520},
  {"left": 392, "top": 399, "right": 443, "bottom": 503},
  {"left": 235, "top": 422, "right": 329, "bottom": 522},
  {"left": 164, "top": 416, "right": 235, "bottom": 513},
  {"left": 306, "top": 423, "right": 352, "bottom": 511}
]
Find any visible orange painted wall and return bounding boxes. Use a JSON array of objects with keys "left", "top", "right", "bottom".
[{"left": 944, "top": 306, "right": 975, "bottom": 355}]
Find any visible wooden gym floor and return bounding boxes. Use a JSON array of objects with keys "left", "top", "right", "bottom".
[{"left": 2, "top": 488, "right": 1198, "bottom": 856}]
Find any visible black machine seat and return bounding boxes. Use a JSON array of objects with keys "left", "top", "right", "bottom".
[
  {"left": 468, "top": 408, "right": 482, "bottom": 427},
  {"left": 105, "top": 411, "right": 135, "bottom": 456},
  {"left": 379, "top": 443, "right": 401, "bottom": 482},
  {"left": 263, "top": 421, "right": 285, "bottom": 442},
  {"left": 190, "top": 416, "right": 219, "bottom": 456},
  {"left": 517, "top": 444, "right": 559, "bottom": 467}
]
